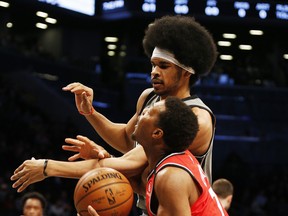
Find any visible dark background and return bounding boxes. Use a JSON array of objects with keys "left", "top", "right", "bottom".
[{"left": 0, "top": 0, "right": 288, "bottom": 215}]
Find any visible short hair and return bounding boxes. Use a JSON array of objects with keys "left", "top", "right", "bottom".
[
  {"left": 212, "top": 178, "right": 234, "bottom": 198},
  {"left": 143, "top": 15, "right": 218, "bottom": 84},
  {"left": 157, "top": 96, "right": 199, "bottom": 152},
  {"left": 21, "top": 191, "right": 47, "bottom": 210}
]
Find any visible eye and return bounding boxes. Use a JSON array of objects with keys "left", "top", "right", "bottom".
[{"left": 159, "top": 64, "right": 169, "bottom": 69}]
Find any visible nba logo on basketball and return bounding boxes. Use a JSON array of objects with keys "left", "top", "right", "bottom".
[
  {"left": 105, "top": 188, "right": 116, "bottom": 205},
  {"left": 74, "top": 167, "right": 134, "bottom": 216}
]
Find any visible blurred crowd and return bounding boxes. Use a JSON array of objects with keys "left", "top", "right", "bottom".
[{"left": 0, "top": 73, "right": 78, "bottom": 215}]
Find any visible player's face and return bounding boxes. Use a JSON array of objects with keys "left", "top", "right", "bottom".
[
  {"left": 150, "top": 58, "right": 186, "bottom": 98},
  {"left": 23, "top": 198, "right": 43, "bottom": 216},
  {"left": 132, "top": 101, "right": 165, "bottom": 144}
]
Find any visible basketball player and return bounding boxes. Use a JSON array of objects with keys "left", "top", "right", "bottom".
[
  {"left": 11, "top": 15, "right": 217, "bottom": 215},
  {"left": 212, "top": 178, "right": 234, "bottom": 211},
  {"left": 21, "top": 191, "right": 47, "bottom": 216},
  {"left": 81, "top": 97, "right": 228, "bottom": 215}
]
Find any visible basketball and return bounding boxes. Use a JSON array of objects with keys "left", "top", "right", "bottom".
[{"left": 74, "top": 167, "right": 134, "bottom": 216}]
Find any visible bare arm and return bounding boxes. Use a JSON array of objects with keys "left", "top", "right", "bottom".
[
  {"left": 11, "top": 145, "right": 148, "bottom": 193},
  {"left": 63, "top": 82, "right": 153, "bottom": 153},
  {"left": 48, "top": 145, "right": 147, "bottom": 179},
  {"left": 188, "top": 107, "right": 213, "bottom": 156},
  {"left": 154, "top": 167, "right": 195, "bottom": 216}
]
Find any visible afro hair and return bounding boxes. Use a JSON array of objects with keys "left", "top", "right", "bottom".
[{"left": 143, "top": 15, "right": 218, "bottom": 78}]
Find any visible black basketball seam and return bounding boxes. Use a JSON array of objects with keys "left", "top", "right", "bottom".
[{"left": 78, "top": 192, "right": 133, "bottom": 214}]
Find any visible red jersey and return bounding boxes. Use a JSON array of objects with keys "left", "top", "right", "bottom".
[{"left": 146, "top": 150, "right": 228, "bottom": 216}]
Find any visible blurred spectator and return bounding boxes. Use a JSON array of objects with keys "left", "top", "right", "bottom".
[
  {"left": 212, "top": 178, "right": 234, "bottom": 211},
  {"left": 21, "top": 191, "right": 47, "bottom": 216}
]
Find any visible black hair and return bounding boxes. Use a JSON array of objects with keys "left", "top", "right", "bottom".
[
  {"left": 143, "top": 15, "right": 218, "bottom": 85},
  {"left": 157, "top": 96, "right": 199, "bottom": 152},
  {"left": 21, "top": 191, "right": 47, "bottom": 211}
]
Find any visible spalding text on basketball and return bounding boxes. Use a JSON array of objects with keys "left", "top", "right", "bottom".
[{"left": 82, "top": 172, "right": 123, "bottom": 193}]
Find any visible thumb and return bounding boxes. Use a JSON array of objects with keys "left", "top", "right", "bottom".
[
  {"left": 88, "top": 205, "right": 99, "bottom": 216},
  {"left": 98, "top": 151, "right": 105, "bottom": 159},
  {"left": 82, "top": 92, "right": 92, "bottom": 107}
]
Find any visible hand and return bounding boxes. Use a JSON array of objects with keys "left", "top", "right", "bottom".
[
  {"left": 62, "top": 82, "right": 94, "bottom": 114},
  {"left": 10, "top": 158, "right": 46, "bottom": 192},
  {"left": 63, "top": 135, "right": 111, "bottom": 161},
  {"left": 77, "top": 205, "right": 99, "bottom": 216}
]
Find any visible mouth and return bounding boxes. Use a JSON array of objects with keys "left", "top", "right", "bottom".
[
  {"left": 152, "top": 83, "right": 162, "bottom": 89},
  {"left": 151, "top": 79, "right": 163, "bottom": 87}
]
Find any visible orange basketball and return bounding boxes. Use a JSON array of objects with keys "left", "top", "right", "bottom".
[{"left": 74, "top": 167, "right": 134, "bottom": 216}]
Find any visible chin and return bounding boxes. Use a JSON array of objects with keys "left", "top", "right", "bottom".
[{"left": 153, "top": 89, "right": 165, "bottom": 96}]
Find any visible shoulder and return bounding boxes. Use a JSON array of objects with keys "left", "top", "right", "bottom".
[
  {"left": 136, "top": 88, "right": 154, "bottom": 113},
  {"left": 155, "top": 166, "right": 193, "bottom": 194},
  {"left": 188, "top": 106, "right": 213, "bottom": 155},
  {"left": 192, "top": 107, "right": 213, "bottom": 129},
  {"left": 139, "top": 88, "right": 154, "bottom": 100}
]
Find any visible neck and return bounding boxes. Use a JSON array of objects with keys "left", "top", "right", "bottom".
[
  {"left": 143, "top": 146, "right": 167, "bottom": 171},
  {"left": 159, "top": 89, "right": 191, "bottom": 100}
]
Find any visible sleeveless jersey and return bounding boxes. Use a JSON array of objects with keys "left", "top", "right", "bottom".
[
  {"left": 146, "top": 150, "right": 228, "bottom": 216},
  {"left": 136, "top": 90, "right": 216, "bottom": 213},
  {"left": 139, "top": 90, "right": 216, "bottom": 182}
]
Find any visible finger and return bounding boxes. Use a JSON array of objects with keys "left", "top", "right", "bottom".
[
  {"left": 68, "top": 154, "right": 80, "bottom": 162},
  {"left": 11, "top": 174, "right": 18, "bottom": 181},
  {"left": 81, "top": 91, "right": 89, "bottom": 104},
  {"left": 12, "top": 174, "right": 25, "bottom": 189},
  {"left": 15, "top": 172, "right": 34, "bottom": 192},
  {"left": 17, "top": 180, "right": 29, "bottom": 193},
  {"left": 65, "top": 138, "right": 84, "bottom": 147},
  {"left": 88, "top": 205, "right": 99, "bottom": 216},
  {"left": 99, "top": 151, "right": 110, "bottom": 159},
  {"left": 97, "top": 151, "right": 105, "bottom": 159},
  {"left": 13, "top": 163, "right": 24, "bottom": 175},
  {"left": 11, "top": 170, "right": 23, "bottom": 181},
  {"left": 76, "top": 135, "right": 90, "bottom": 142},
  {"left": 62, "top": 82, "right": 79, "bottom": 90},
  {"left": 12, "top": 180, "right": 19, "bottom": 189},
  {"left": 62, "top": 145, "right": 80, "bottom": 153},
  {"left": 82, "top": 92, "right": 93, "bottom": 105},
  {"left": 63, "top": 84, "right": 86, "bottom": 94}
]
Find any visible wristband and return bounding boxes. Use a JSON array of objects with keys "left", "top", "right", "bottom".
[
  {"left": 43, "top": 159, "right": 48, "bottom": 177},
  {"left": 79, "top": 107, "right": 94, "bottom": 116}
]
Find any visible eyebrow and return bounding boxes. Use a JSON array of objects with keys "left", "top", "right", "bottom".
[{"left": 151, "top": 59, "right": 172, "bottom": 65}]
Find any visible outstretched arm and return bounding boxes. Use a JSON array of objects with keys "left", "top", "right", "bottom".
[
  {"left": 62, "top": 83, "right": 153, "bottom": 153},
  {"left": 11, "top": 145, "right": 148, "bottom": 193},
  {"left": 10, "top": 158, "right": 99, "bottom": 192}
]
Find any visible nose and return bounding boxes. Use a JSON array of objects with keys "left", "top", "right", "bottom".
[{"left": 151, "top": 66, "right": 159, "bottom": 78}]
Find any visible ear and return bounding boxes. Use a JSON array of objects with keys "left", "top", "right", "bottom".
[
  {"left": 152, "top": 128, "right": 163, "bottom": 139},
  {"left": 227, "top": 195, "right": 233, "bottom": 204},
  {"left": 183, "top": 70, "right": 191, "bottom": 78}
]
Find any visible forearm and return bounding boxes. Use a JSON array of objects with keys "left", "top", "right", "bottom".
[
  {"left": 99, "top": 145, "right": 148, "bottom": 178},
  {"left": 46, "top": 159, "right": 101, "bottom": 179},
  {"left": 85, "top": 111, "right": 134, "bottom": 153}
]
